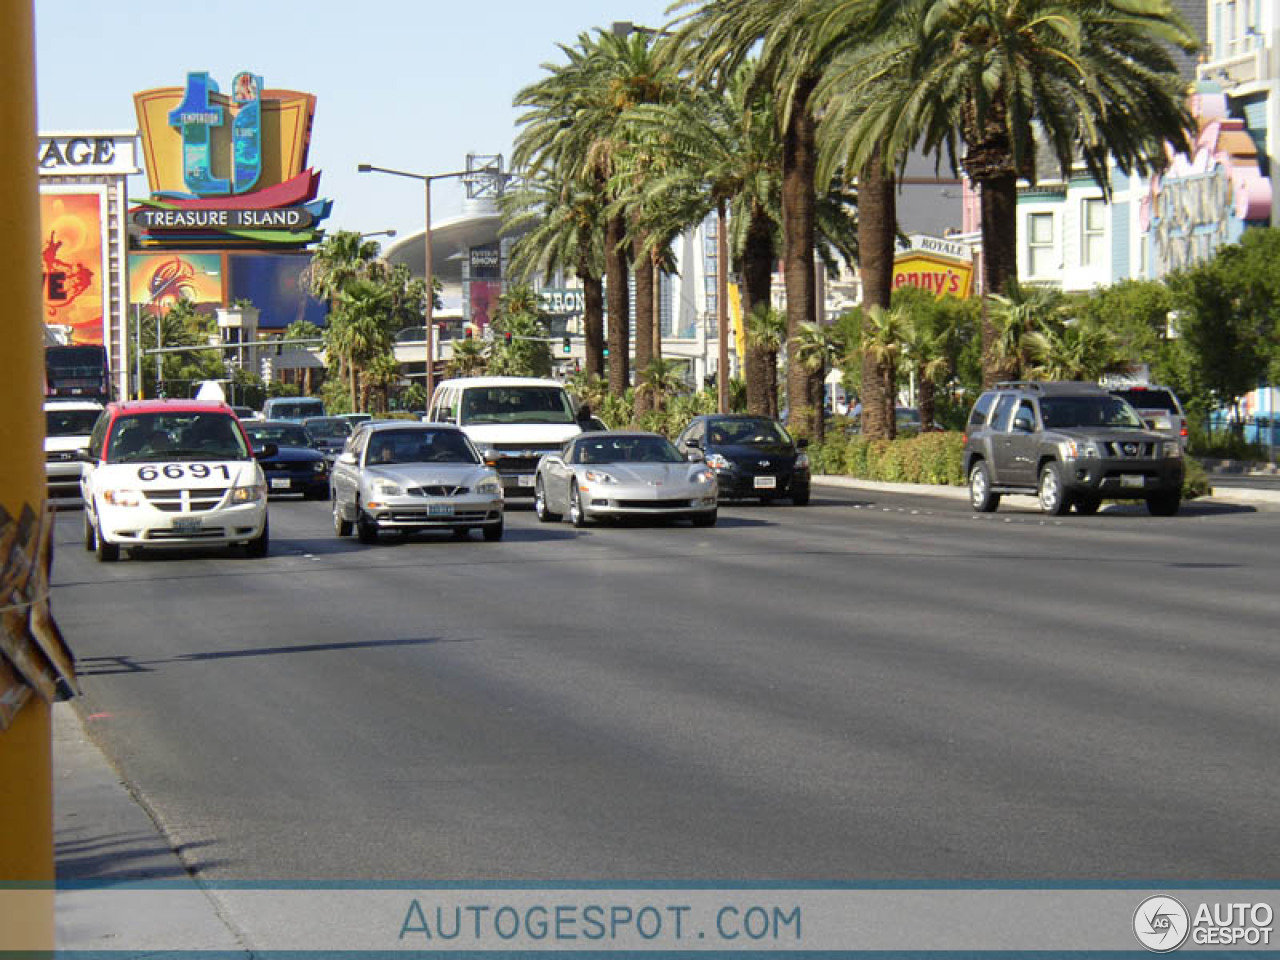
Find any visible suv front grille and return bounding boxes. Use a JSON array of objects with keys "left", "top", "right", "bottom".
[{"left": 1104, "top": 441, "right": 1157, "bottom": 459}]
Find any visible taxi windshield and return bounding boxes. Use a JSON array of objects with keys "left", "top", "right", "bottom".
[{"left": 106, "top": 412, "right": 249, "bottom": 463}]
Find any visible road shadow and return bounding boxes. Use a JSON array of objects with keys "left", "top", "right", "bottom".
[
  {"left": 56, "top": 834, "right": 225, "bottom": 883},
  {"left": 76, "top": 634, "right": 459, "bottom": 676}
]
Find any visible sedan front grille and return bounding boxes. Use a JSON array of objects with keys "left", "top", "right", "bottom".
[
  {"left": 143, "top": 487, "right": 229, "bottom": 513},
  {"left": 406, "top": 485, "right": 469, "bottom": 497}
]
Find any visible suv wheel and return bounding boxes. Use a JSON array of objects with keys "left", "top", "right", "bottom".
[
  {"left": 1146, "top": 491, "right": 1181, "bottom": 516},
  {"left": 1037, "top": 462, "right": 1072, "bottom": 516},
  {"left": 969, "top": 462, "right": 1000, "bottom": 513}
]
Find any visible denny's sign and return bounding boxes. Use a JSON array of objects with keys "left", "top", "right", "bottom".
[
  {"left": 130, "top": 71, "right": 331, "bottom": 247},
  {"left": 892, "top": 234, "right": 974, "bottom": 299}
]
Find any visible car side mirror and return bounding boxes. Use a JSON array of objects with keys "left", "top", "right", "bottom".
[
  {"left": 338, "top": 451, "right": 357, "bottom": 466},
  {"left": 684, "top": 436, "right": 701, "bottom": 449},
  {"left": 76, "top": 447, "right": 93, "bottom": 462},
  {"left": 255, "top": 443, "right": 279, "bottom": 459},
  {"left": 1013, "top": 415, "right": 1035, "bottom": 433}
]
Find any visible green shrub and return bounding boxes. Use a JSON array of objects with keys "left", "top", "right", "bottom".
[
  {"left": 1182, "top": 457, "right": 1212, "bottom": 500},
  {"left": 812, "top": 431, "right": 966, "bottom": 485}
]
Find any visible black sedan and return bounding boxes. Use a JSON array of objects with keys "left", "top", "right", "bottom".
[
  {"left": 243, "top": 420, "right": 330, "bottom": 499},
  {"left": 675, "top": 414, "right": 810, "bottom": 505},
  {"left": 301, "top": 416, "right": 353, "bottom": 460}
]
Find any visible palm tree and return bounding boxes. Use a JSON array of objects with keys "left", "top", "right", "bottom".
[
  {"left": 501, "top": 171, "right": 607, "bottom": 377},
  {"left": 364, "top": 354, "right": 401, "bottom": 415},
  {"left": 636, "top": 357, "right": 688, "bottom": 414},
  {"left": 446, "top": 337, "right": 488, "bottom": 379},
  {"left": 332, "top": 278, "right": 394, "bottom": 411},
  {"left": 986, "top": 281, "right": 1068, "bottom": 381},
  {"left": 284, "top": 319, "right": 322, "bottom": 396},
  {"left": 790, "top": 321, "right": 845, "bottom": 442},
  {"left": 513, "top": 29, "right": 676, "bottom": 397},
  {"left": 1024, "top": 316, "right": 1121, "bottom": 382},
  {"left": 898, "top": 307, "right": 953, "bottom": 431},
  {"left": 855, "top": 305, "right": 905, "bottom": 439},
  {"left": 745, "top": 305, "right": 786, "bottom": 418},
  {"left": 818, "top": 0, "right": 1195, "bottom": 384}
]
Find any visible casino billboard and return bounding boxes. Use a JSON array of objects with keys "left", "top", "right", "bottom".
[{"left": 892, "top": 234, "right": 975, "bottom": 299}]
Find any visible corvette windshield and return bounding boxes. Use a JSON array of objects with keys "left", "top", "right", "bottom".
[
  {"left": 106, "top": 413, "right": 249, "bottom": 463},
  {"left": 575, "top": 436, "right": 683, "bottom": 464}
]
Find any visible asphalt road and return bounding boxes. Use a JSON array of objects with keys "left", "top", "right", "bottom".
[{"left": 50, "top": 487, "right": 1280, "bottom": 881}]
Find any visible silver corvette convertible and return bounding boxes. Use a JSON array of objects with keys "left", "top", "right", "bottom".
[
  {"left": 534, "top": 431, "right": 718, "bottom": 527},
  {"left": 330, "top": 422, "right": 504, "bottom": 543}
]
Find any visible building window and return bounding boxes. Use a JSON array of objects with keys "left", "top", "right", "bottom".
[
  {"left": 1081, "top": 198, "right": 1106, "bottom": 267},
  {"left": 1027, "top": 212, "right": 1055, "bottom": 276}
]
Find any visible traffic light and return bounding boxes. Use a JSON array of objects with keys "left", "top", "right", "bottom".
[
  {"left": 464, "top": 326, "right": 473, "bottom": 339},
  {"left": 562, "top": 336, "right": 571, "bottom": 354},
  {"left": 504, "top": 331, "right": 513, "bottom": 345},
  {"left": 603, "top": 345, "right": 610, "bottom": 358}
]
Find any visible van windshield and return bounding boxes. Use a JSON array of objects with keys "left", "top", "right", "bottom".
[
  {"left": 106, "top": 413, "right": 249, "bottom": 463},
  {"left": 459, "top": 387, "right": 575, "bottom": 425}
]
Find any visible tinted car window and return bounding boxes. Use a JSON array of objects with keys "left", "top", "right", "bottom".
[
  {"left": 47, "top": 408, "right": 102, "bottom": 436},
  {"left": 1110, "top": 389, "right": 1179, "bottom": 413},
  {"left": 968, "top": 392, "right": 996, "bottom": 427},
  {"left": 707, "top": 419, "right": 790, "bottom": 445},
  {"left": 106, "top": 413, "right": 248, "bottom": 462},
  {"left": 991, "top": 394, "right": 1017, "bottom": 432},
  {"left": 1040, "top": 396, "right": 1145, "bottom": 429},
  {"left": 246, "top": 424, "right": 311, "bottom": 447},
  {"left": 303, "top": 417, "right": 351, "bottom": 439},
  {"left": 365, "top": 429, "right": 479, "bottom": 465}
]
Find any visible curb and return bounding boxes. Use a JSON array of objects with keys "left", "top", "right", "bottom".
[{"left": 812, "top": 474, "right": 1280, "bottom": 507}]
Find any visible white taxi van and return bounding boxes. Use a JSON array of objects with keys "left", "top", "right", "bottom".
[{"left": 80, "top": 400, "right": 270, "bottom": 561}]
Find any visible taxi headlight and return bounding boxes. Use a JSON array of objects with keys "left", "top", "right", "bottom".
[
  {"left": 102, "top": 488, "right": 142, "bottom": 507},
  {"left": 475, "top": 476, "right": 502, "bottom": 496},
  {"left": 231, "top": 484, "right": 265, "bottom": 503}
]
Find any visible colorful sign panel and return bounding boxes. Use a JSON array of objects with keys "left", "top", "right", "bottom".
[
  {"left": 128, "top": 252, "right": 225, "bottom": 312},
  {"left": 226, "top": 253, "right": 327, "bottom": 330},
  {"left": 892, "top": 234, "right": 974, "bottom": 299},
  {"left": 131, "top": 71, "right": 330, "bottom": 246},
  {"left": 40, "top": 190, "right": 106, "bottom": 345}
]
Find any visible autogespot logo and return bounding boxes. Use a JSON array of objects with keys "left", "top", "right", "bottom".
[{"left": 1134, "top": 895, "right": 1191, "bottom": 952}]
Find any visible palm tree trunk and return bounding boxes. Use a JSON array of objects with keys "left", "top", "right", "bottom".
[
  {"left": 651, "top": 248, "right": 663, "bottom": 362},
  {"left": 580, "top": 266, "right": 605, "bottom": 379},
  {"left": 633, "top": 235, "right": 654, "bottom": 415},
  {"left": 918, "top": 371, "right": 937, "bottom": 431},
  {"left": 742, "top": 208, "right": 774, "bottom": 417},
  {"left": 781, "top": 76, "right": 818, "bottom": 436},
  {"left": 978, "top": 172, "right": 1018, "bottom": 387},
  {"left": 858, "top": 148, "right": 897, "bottom": 440},
  {"left": 605, "top": 213, "right": 630, "bottom": 396}
]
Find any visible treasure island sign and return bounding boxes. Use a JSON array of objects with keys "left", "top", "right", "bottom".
[
  {"left": 892, "top": 234, "right": 974, "bottom": 299},
  {"left": 131, "top": 71, "right": 331, "bottom": 247}
]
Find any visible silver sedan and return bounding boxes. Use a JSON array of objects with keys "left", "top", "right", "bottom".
[
  {"left": 534, "top": 431, "right": 718, "bottom": 528},
  {"left": 330, "top": 423, "right": 504, "bottom": 543}
]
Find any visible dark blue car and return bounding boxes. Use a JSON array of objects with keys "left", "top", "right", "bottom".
[{"left": 244, "top": 420, "right": 330, "bottom": 499}]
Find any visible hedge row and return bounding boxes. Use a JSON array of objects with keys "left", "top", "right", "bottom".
[{"left": 809, "top": 431, "right": 1213, "bottom": 499}]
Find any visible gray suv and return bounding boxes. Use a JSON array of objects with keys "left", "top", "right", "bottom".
[{"left": 963, "top": 381, "right": 1185, "bottom": 516}]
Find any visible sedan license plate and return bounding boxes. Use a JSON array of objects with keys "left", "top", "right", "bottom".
[
  {"left": 428, "top": 503, "right": 455, "bottom": 517},
  {"left": 1120, "top": 474, "right": 1146, "bottom": 488},
  {"left": 171, "top": 517, "right": 202, "bottom": 534},
  {"left": 517, "top": 475, "right": 536, "bottom": 488},
  {"left": 270, "top": 477, "right": 291, "bottom": 490},
  {"left": 754, "top": 476, "right": 777, "bottom": 489}
]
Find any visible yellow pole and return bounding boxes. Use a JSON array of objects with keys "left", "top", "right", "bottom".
[{"left": 0, "top": 0, "right": 56, "bottom": 951}]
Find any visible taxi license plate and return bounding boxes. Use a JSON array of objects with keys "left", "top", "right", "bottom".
[
  {"left": 517, "top": 475, "right": 536, "bottom": 488},
  {"left": 428, "top": 503, "right": 454, "bottom": 517},
  {"left": 1120, "top": 474, "right": 1145, "bottom": 488},
  {"left": 754, "top": 476, "right": 777, "bottom": 489},
  {"left": 271, "top": 477, "right": 291, "bottom": 489},
  {"left": 172, "top": 517, "right": 202, "bottom": 534}
]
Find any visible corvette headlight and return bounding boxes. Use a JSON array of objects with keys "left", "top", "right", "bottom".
[
  {"left": 231, "top": 484, "right": 265, "bottom": 503},
  {"left": 583, "top": 470, "right": 618, "bottom": 484},
  {"left": 102, "top": 488, "right": 142, "bottom": 507},
  {"left": 372, "top": 480, "right": 404, "bottom": 497},
  {"left": 1164, "top": 441, "right": 1183, "bottom": 459},
  {"left": 475, "top": 476, "right": 502, "bottom": 495},
  {"left": 691, "top": 468, "right": 715, "bottom": 484},
  {"left": 705, "top": 453, "right": 732, "bottom": 470}
]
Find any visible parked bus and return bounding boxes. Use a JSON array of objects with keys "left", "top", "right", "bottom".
[{"left": 44, "top": 344, "right": 110, "bottom": 403}]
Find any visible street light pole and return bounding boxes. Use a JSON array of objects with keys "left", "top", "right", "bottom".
[{"left": 358, "top": 163, "right": 473, "bottom": 417}]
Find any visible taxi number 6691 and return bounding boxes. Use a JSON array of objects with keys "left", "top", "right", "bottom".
[{"left": 137, "top": 464, "right": 232, "bottom": 481}]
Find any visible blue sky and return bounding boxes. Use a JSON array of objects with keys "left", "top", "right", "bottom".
[{"left": 35, "top": 0, "right": 679, "bottom": 242}]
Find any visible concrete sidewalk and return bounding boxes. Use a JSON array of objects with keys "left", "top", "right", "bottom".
[{"left": 53, "top": 702, "right": 249, "bottom": 956}]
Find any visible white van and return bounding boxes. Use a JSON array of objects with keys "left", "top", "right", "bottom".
[{"left": 427, "top": 377, "right": 583, "bottom": 494}]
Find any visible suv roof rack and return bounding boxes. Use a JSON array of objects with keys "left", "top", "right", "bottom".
[{"left": 993, "top": 380, "right": 1043, "bottom": 390}]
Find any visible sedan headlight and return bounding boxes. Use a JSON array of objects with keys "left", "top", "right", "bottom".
[
  {"left": 372, "top": 480, "right": 404, "bottom": 497},
  {"left": 230, "top": 484, "right": 265, "bottom": 503},
  {"left": 1060, "top": 440, "right": 1100, "bottom": 459},
  {"left": 1163, "top": 441, "right": 1183, "bottom": 459},
  {"left": 102, "top": 488, "right": 142, "bottom": 507},
  {"left": 705, "top": 453, "right": 732, "bottom": 470},
  {"left": 583, "top": 470, "right": 618, "bottom": 485},
  {"left": 475, "top": 476, "right": 502, "bottom": 495}
]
